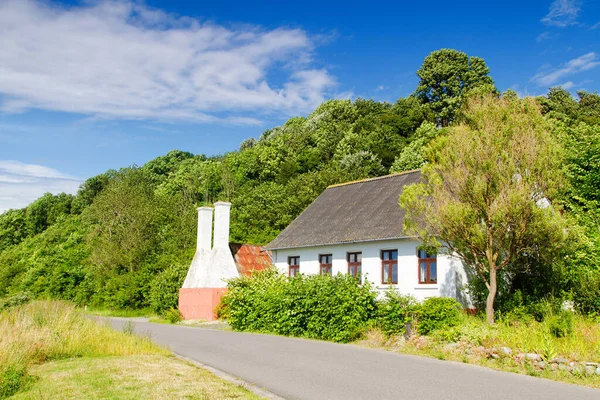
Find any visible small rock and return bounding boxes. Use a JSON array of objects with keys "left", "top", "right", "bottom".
[
  {"left": 501, "top": 346, "right": 512, "bottom": 355},
  {"left": 491, "top": 353, "right": 500, "bottom": 360},
  {"left": 537, "top": 361, "right": 547, "bottom": 369},
  {"left": 569, "top": 361, "right": 576, "bottom": 367},
  {"left": 443, "top": 342, "right": 460, "bottom": 352},
  {"left": 585, "top": 366, "right": 596, "bottom": 375},
  {"left": 465, "top": 347, "right": 472, "bottom": 355},
  {"left": 595, "top": 367, "right": 600, "bottom": 375},
  {"left": 550, "top": 363, "right": 559, "bottom": 371},
  {"left": 552, "top": 357, "right": 569, "bottom": 364},
  {"left": 585, "top": 362, "right": 599, "bottom": 367},
  {"left": 526, "top": 353, "right": 541, "bottom": 361},
  {"left": 558, "top": 364, "right": 569, "bottom": 371},
  {"left": 572, "top": 367, "right": 582, "bottom": 375}
]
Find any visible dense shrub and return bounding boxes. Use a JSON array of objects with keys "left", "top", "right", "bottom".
[
  {"left": 148, "top": 263, "right": 188, "bottom": 314},
  {"left": 547, "top": 311, "right": 574, "bottom": 338},
  {"left": 222, "top": 269, "right": 377, "bottom": 342},
  {"left": 0, "top": 292, "right": 31, "bottom": 312},
  {"left": 375, "top": 290, "right": 420, "bottom": 336},
  {"left": 417, "top": 297, "right": 462, "bottom": 335}
]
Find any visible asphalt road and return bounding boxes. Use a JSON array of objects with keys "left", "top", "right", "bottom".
[{"left": 108, "top": 319, "right": 599, "bottom": 400}]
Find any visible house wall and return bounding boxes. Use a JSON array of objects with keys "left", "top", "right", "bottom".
[{"left": 272, "top": 238, "right": 471, "bottom": 306}]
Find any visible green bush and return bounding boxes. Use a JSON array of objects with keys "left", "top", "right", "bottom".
[
  {"left": 222, "top": 269, "right": 377, "bottom": 342},
  {"left": 0, "top": 292, "right": 31, "bottom": 312},
  {"left": 547, "top": 311, "right": 574, "bottom": 338},
  {"left": 164, "top": 307, "right": 183, "bottom": 324},
  {"left": 375, "top": 290, "right": 420, "bottom": 337},
  {"left": 148, "top": 263, "right": 188, "bottom": 314},
  {"left": 417, "top": 297, "right": 462, "bottom": 335},
  {"left": 0, "top": 365, "right": 31, "bottom": 399}
]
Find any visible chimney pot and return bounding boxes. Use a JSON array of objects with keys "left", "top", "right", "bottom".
[
  {"left": 213, "top": 201, "right": 231, "bottom": 249},
  {"left": 197, "top": 207, "right": 213, "bottom": 252}
]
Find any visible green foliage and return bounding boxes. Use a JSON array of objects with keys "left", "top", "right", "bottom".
[
  {"left": 415, "top": 49, "right": 497, "bottom": 126},
  {"left": 222, "top": 269, "right": 377, "bottom": 342},
  {"left": 0, "top": 292, "right": 31, "bottom": 312},
  {"left": 148, "top": 264, "right": 188, "bottom": 314},
  {"left": 401, "top": 96, "right": 569, "bottom": 324},
  {"left": 163, "top": 307, "right": 183, "bottom": 324},
  {"left": 548, "top": 311, "right": 574, "bottom": 338},
  {"left": 375, "top": 290, "right": 420, "bottom": 336},
  {"left": 0, "top": 365, "right": 31, "bottom": 399},
  {"left": 417, "top": 297, "right": 463, "bottom": 335},
  {"left": 390, "top": 122, "right": 441, "bottom": 172}
]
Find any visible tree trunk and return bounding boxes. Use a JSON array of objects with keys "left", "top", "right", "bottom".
[{"left": 486, "top": 267, "right": 497, "bottom": 325}]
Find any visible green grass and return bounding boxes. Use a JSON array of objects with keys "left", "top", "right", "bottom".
[
  {"left": 357, "top": 313, "right": 600, "bottom": 389},
  {"left": 83, "top": 307, "right": 156, "bottom": 318},
  {"left": 0, "top": 301, "right": 261, "bottom": 399},
  {"left": 10, "top": 355, "right": 261, "bottom": 400}
]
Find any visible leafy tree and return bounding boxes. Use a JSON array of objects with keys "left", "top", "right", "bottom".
[
  {"left": 415, "top": 49, "right": 497, "bottom": 126},
  {"left": 400, "top": 96, "right": 567, "bottom": 324},
  {"left": 390, "top": 122, "right": 441, "bottom": 173}
]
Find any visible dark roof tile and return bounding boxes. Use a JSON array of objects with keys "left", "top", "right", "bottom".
[{"left": 264, "top": 170, "right": 421, "bottom": 250}]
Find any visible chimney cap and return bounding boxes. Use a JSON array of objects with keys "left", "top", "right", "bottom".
[{"left": 214, "top": 201, "right": 232, "bottom": 207}]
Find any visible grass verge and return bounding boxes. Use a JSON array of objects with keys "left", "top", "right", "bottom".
[
  {"left": 356, "top": 314, "right": 600, "bottom": 388},
  {"left": 0, "top": 301, "right": 260, "bottom": 399}
]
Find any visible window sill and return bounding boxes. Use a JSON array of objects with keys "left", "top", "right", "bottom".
[{"left": 414, "top": 285, "right": 438, "bottom": 290}]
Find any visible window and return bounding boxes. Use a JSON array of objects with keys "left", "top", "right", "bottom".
[
  {"left": 319, "top": 254, "right": 332, "bottom": 275},
  {"left": 381, "top": 250, "right": 398, "bottom": 284},
  {"left": 288, "top": 256, "right": 300, "bottom": 277},
  {"left": 347, "top": 252, "right": 362, "bottom": 283},
  {"left": 418, "top": 249, "right": 437, "bottom": 284}
]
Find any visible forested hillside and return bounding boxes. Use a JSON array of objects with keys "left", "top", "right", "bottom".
[{"left": 0, "top": 49, "right": 598, "bottom": 315}]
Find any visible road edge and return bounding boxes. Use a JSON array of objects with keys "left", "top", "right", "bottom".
[{"left": 174, "top": 353, "right": 287, "bottom": 400}]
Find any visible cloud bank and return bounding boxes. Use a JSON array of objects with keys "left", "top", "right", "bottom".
[
  {"left": 531, "top": 52, "right": 599, "bottom": 87},
  {"left": 542, "top": 0, "right": 581, "bottom": 27},
  {"left": 0, "top": 161, "right": 81, "bottom": 213},
  {"left": 0, "top": 0, "right": 338, "bottom": 124}
]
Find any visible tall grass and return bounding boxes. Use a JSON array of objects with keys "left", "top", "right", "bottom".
[{"left": 0, "top": 300, "right": 165, "bottom": 398}]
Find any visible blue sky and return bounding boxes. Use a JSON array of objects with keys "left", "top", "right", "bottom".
[{"left": 0, "top": 0, "right": 599, "bottom": 212}]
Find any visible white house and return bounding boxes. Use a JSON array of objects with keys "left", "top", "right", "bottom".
[{"left": 264, "top": 170, "right": 471, "bottom": 305}]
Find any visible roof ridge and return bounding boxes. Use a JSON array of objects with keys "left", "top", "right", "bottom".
[{"left": 327, "top": 169, "right": 420, "bottom": 188}]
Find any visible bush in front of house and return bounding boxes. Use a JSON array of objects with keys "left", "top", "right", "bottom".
[
  {"left": 375, "top": 290, "right": 420, "bottom": 337},
  {"left": 221, "top": 268, "right": 377, "bottom": 343},
  {"left": 417, "top": 297, "right": 463, "bottom": 335},
  {"left": 148, "top": 263, "right": 188, "bottom": 314}
]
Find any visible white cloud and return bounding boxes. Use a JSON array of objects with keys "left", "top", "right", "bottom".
[
  {"left": 536, "top": 32, "right": 551, "bottom": 42},
  {"left": 558, "top": 81, "right": 576, "bottom": 89},
  {"left": 542, "top": 0, "right": 581, "bottom": 27},
  {"left": 531, "top": 52, "right": 600, "bottom": 86},
  {"left": 0, "top": 0, "right": 337, "bottom": 125},
  {"left": 0, "top": 161, "right": 81, "bottom": 213},
  {"left": 591, "top": 22, "right": 600, "bottom": 30}
]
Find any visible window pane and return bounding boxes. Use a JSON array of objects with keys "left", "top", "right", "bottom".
[
  {"left": 328, "top": 255, "right": 332, "bottom": 264},
  {"left": 383, "top": 266, "right": 389, "bottom": 283},
  {"left": 383, "top": 251, "right": 389, "bottom": 261},
  {"left": 357, "top": 266, "right": 361, "bottom": 278},
  {"left": 430, "top": 262, "right": 437, "bottom": 282},
  {"left": 418, "top": 249, "right": 426, "bottom": 259},
  {"left": 391, "top": 250, "right": 398, "bottom": 260},
  {"left": 349, "top": 265, "right": 355, "bottom": 276},
  {"left": 420, "top": 261, "right": 427, "bottom": 282},
  {"left": 392, "top": 263, "right": 398, "bottom": 283},
  {"left": 357, "top": 253, "right": 362, "bottom": 262},
  {"left": 348, "top": 254, "right": 355, "bottom": 262}
]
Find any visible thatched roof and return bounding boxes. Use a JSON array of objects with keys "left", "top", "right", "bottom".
[{"left": 264, "top": 170, "right": 421, "bottom": 250}]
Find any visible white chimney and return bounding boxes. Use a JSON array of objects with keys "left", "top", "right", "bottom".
[
  {"left": 197, "top": 207, "right": 213, "bottom": 251},
  {"left": 213, "top": 201, "right": 231, "bottom": 249}
]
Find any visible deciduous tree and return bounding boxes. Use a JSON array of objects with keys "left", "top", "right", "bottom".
[{"left": 400, "top": 96, "right": 567, "bottom": 324}]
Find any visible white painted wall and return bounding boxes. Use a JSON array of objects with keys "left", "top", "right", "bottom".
[{"left": 272, "top": 238, "right": 471, "bottom": 306}]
